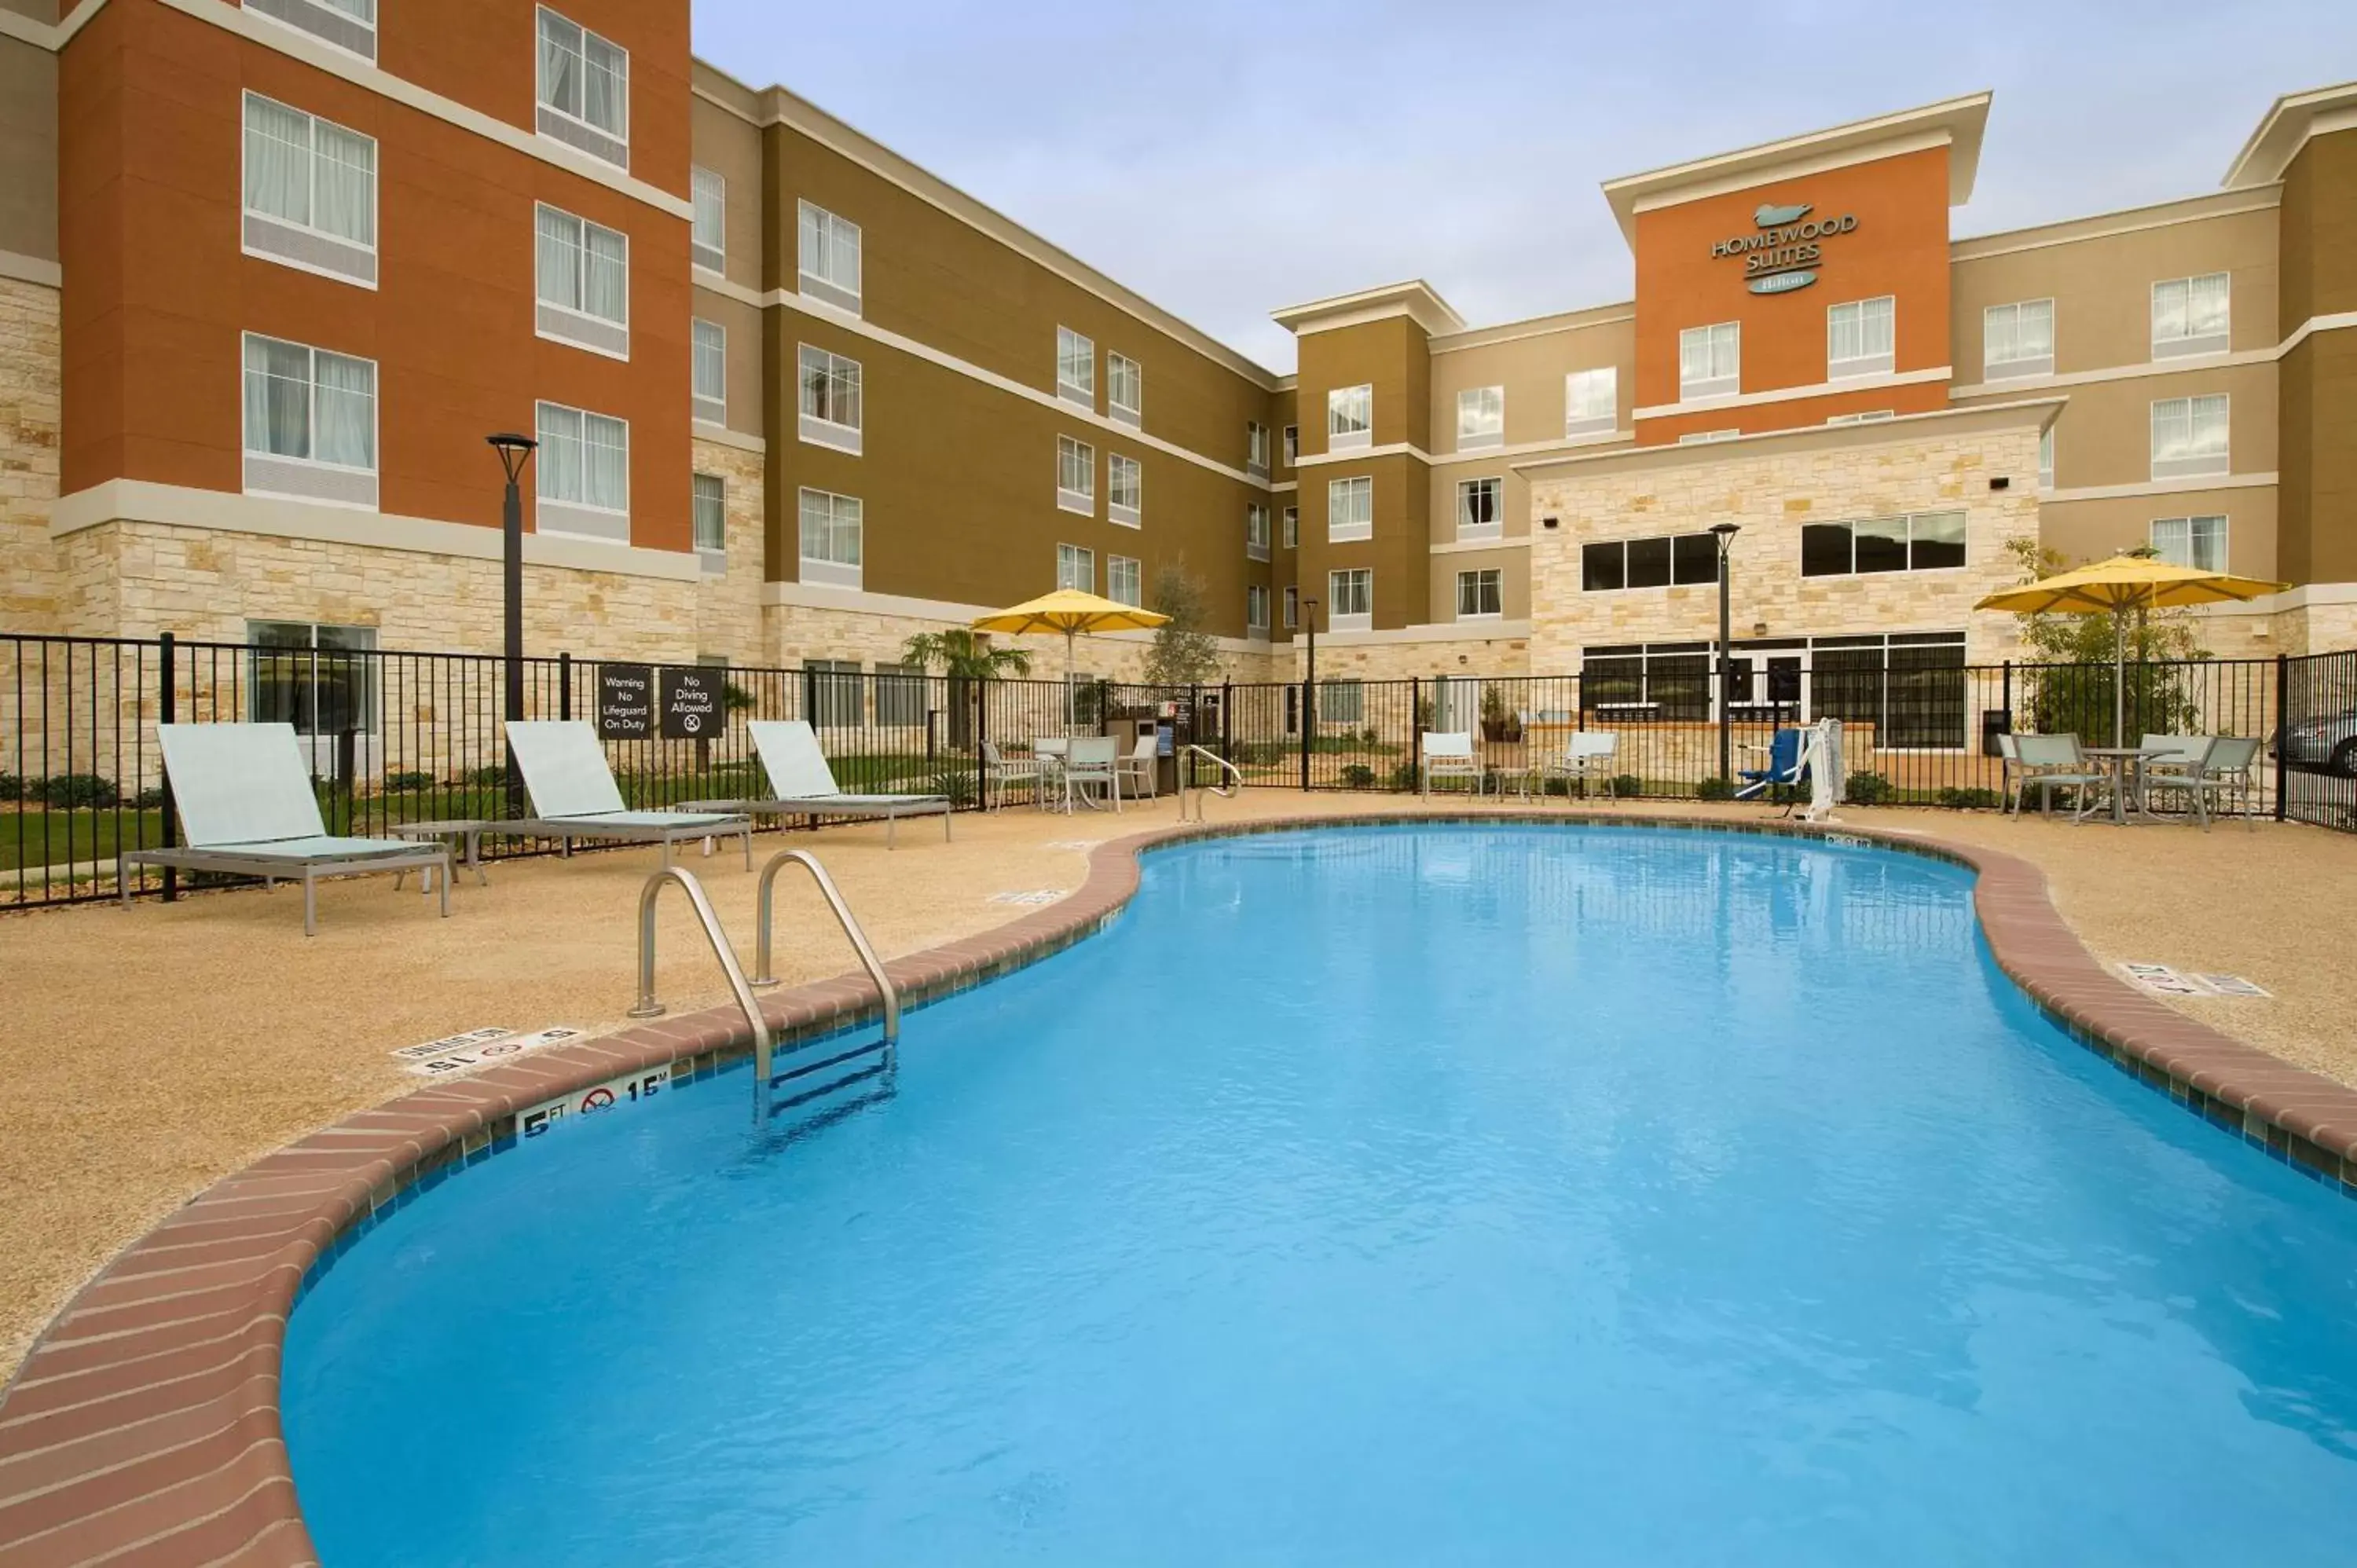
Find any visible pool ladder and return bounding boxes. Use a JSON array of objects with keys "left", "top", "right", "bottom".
[
  {"left": 1175, "top": 745, "right": 1244, "bottom": 822},
  {"left": 629, "top": 849, "right": 900, "bottom": 1126}
]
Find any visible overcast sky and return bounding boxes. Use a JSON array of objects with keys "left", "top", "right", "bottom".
[{"left": 694, "top": 2, "right": 2355, "bottom": 373}]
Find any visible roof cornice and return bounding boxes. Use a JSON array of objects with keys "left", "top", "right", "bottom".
[{"left": 2223, "top": 79, "right": 2357, "bottom": 189}]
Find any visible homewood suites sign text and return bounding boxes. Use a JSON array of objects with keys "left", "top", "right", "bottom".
[{"left": 1710, "top": 202, "right": 1859, "bottom": 295}]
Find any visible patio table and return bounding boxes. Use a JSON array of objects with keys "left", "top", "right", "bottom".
[
  {"left": 388, "top": 819, "right": 495, "bottom": 892},
  {"left": 2078, "top": 747, "right": 2168, "bottom": 826}
]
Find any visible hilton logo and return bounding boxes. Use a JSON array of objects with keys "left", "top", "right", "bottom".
[{"left": 1710, "top": 201, "right": 1860, "bottom": 295}]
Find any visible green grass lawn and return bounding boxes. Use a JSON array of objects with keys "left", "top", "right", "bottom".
[{"left": 0, "top": 810, "right": 165, "bottom": 874}]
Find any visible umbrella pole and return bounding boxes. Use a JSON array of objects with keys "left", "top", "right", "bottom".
[
  {"left": 2113, "top": 610, "right": 2125, "bottom": 747},
  {"left": 1065, "top": 628, "right": 1076, "bottom": 738}
]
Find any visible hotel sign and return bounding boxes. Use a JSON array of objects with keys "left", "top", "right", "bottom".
[{"left": 1710, "top": 202, "right": 1859, "bottom": 295}]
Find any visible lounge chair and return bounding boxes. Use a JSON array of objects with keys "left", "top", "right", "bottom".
[
  {"left": 2149, "top": 735, "right": 2263, "bottom": 829},
  {"left": 2011, "top": 733, "right": 2108, "bottom": 819},
  {"left": 1421, "top": 732, "right": 1483, "bottom": 798},
  {"left": 1058, "top": 735, "right": 1121, "bottom": 813},
  {"left": 981, "top": 741, "right": 1043, "bottom": 811},
  {"left": 1115, "top": 733, "right": 1160, "bottom": 800},
  {"left": 1735, "top": 728, "right": 1807, "bottom": 803},
  {"left": 118, "top": 722, "right": 452, "bottom": 936},
  {"left": 502, "top": 720, "right": 754, "bottom": 866},
  {"left": 681, "top": 719, "right": 949, "bottom": 848}
]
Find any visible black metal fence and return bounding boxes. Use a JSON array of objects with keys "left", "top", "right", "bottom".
[{"left": 4, "top": 632, "right": 2354, "bottom": 910}]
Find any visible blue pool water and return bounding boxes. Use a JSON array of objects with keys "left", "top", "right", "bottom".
[{"left": 282, "top": 825, "right": 2357, "bottom": 1565}]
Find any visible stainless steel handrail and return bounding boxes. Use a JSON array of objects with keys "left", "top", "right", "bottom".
[
  {"left": 1175, "top": 744, "right": 1243, "bottom": 822},
  {"left": 750, "top": 848, "right": 900, "bottom": 1070},
  {"left": 626, "top": 866, "right": 777, "bottom": 1125}
]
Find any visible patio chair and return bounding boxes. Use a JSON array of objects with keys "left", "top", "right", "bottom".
[
  {"left": 1059, "top": 735, "right": 1121, "bottom": 812},
  {"left": 1421, "top": 732, "right": 1483, "bottom": 798},
  {"left": 118, "top": 722, "right": 453, "bottom": 936},
  {"left": 1734, "top": 728, "right": 1808, "bottom": 804},
  {"left": 502, "top": 720, "right": 754, "bottom": 867},
  {"left": 1116, "top": 732, "right": 1160, "bottom": 800},
  {"left": 2150, "top": 735, "right": 2263, "bottom": 829},
  {"left": 2136, "top": 732, "right": 2213, "bottom": 811},
  {"left": 981, "top": 741, "right": 1043, "bottom": 811},
  {"left": 1537, "top": 731, "right": 1618, "bottom": 800},
  {"left": 681, "top": 720, "right": 951, "bottom": 848},
  {"left": 1996, "top": 731, "right": 2025, "bottom": 817},
  {"left": 2010, "top": 733, "right": 2108, "bottom": 819}
]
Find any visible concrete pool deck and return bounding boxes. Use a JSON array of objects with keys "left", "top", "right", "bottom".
[{"left": 5, "top": 793, "right": 2357, "bottom": 1563}]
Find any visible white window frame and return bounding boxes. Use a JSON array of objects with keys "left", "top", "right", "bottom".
[
  {"left": 2039, "top": 424, "right": 2055, "bottom": 491},
  {"left": 690, "top": 165, "right": 726, "bottom": 273},
  {"left": 796, "top": 343, "right": 863, "bottom": 455},
  {"left": 1456, "top": 568, "right": 1503, "bottom": 621},
  {"left": 1108, "top": 554, "right": 1142, "bottom": 607},
  {"left": 1108, "top": 452, "right": 1142, "bottom": 528},
  {"left": 1056, "top": 326, "right": 1095, "bottom": 408},
  {"left": 1108, "top": 351, "right": 1142, "bottom": 427},
  {"left": 1057, "top": 435, "right": 1096, "bottom": 515},
  {"left": 1247, "top": 583, "right": 1270, "bottom": 635},
  {"left": 1056, "top": 542, "right": 1094, "bottom": 593},
  {"left": 240, "top": 332, "right": 379, "bottom": 508},
  {"left": 1564, "top": 366, "right": 1615, "bottom": 437},
  {"left": 691, "top": 318, "right": 726, "bottom": 426},
  {"left": 1327, "top": 383, "right": 1373, "bottom": 451},
  {"left": 1456, "top": 385, "right": 1505, "bottom": 451},
  {"left": 239, "top": 91, "right": 377, "bottom": 289},
  {"left": 797, "top": 200, "right": 863, "bottom": 315},
  {"left": 1677, "top": 429, "right": 1740, "bottom": 445},
  {"left": 1246, "top": 503, "right": 1270, "bottom": 562},
  {"left": 2150, "top": 394, "right": 2230, "bottom": 482},
  {"left": 533, "top": 202, "right": 630, "bottom": 360},
  {"left": 797, "top": 486, "right": 863, "bottom": 588},
  {"left": 1327, "top": 475, "right": 1373, "bottom": 543},
  {"left": 1281, "top": 506, "right": 1298, "bottom": 550},
  {"left": 244, "top": 0, "right": 377, "bottom": 64},
  {"left": 1328, "top": 568, "right": 1373, "bottom": 632},
  {"left": 1825, "top": 411, "right": 1894, "bottom": 425},
  {"left": 1283, "top": 585, "right": 1299, "bottom": 630},
  {"left": 2152, "top": 272, "right": 2231, "bottom": 360},
  {"left": 534, "top": 399, "right": 631, "bottom": 540},
  {"left": 1456, "top": 477, "right": 1503, "bottom": 542},
  {"left": 1826, "top": 295, "right": 1895, "bottom": 380},
  {"left": 1983, "top": 299, "right": 2054, "bottom": 379},
  {"left": 2150, "top": 514, "right": 2227, "bottom": 573},
  {"left": 1246, "top": 421, "right": 1270, "bottom": 478},
  {"left": 534, "top": 6, "right": 629, "bottom": 168},
  {"left": 1678, "top": 323, "right": 1739, "bottom": 401},
  {"left": 691, "top": 471, "right": 726, "bottom": 563}
]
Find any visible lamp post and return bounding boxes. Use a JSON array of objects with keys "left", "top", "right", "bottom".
[
  {"left": 487, "top": 433, "right": 538, "bottom": 817},
  {"left": 1300, "top": 596, "right": 1319, "bottom": 792},
  {"left": 1710, "top": 522, "right": 1741, "bottom": 787}
]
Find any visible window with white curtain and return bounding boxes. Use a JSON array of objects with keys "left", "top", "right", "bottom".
[
  {"left": 535, "top": 204, "right": 629, "bottom": 357},
  {"left": 1284, "top": 586, "right": 1298, "bottom": 629},
  {"left": 2153, "top": 273, "right": 2230, "bottom": 358},
  {"left": 1057, "top": 435, "right": 1095, "bottom": 514},
  {"left": 798, "top": 488, "right": 863, "bottom": 586},
  {"left": 1282, "top": 506, "right": 1298, "bottom": 549},
  {"left": 1983, "top": 299, "right": 2054, "bottom": 378},
  {"left": 1564, "top": 366, "right": 1616, "bottom": 435},
  {"left": 535, "top": 401, "right": 630, "bottom": 537},
  {"left": 1826, "top": 296, "right": 1895, "bottom": 379},
  {"left": 1457, "top": 386, "right": 1504, "bottom": 450},
  {"left": 2150, "top": 394, "right": 2230, "bottom": 480},
  {"left": 240, "top": 93, "right": 376, "bottom": 286},
  {"left": 1328, "top": 568, "right": 1372, "bottom": 631},
  {"left": 1281, "top": 425, "right": 1297, "bottom": 466},
  {"left": 1108, "top": 555, "right": 1142, "bottom": 606},
  {"left": 245, "top": 0, "right": 377, "bottom": 60},
  {"left": 1109, "top": 453, "right": 1142, "bottom": 527},
  {"left": 691, "top": 472, "right": 726, "bottom": 559},
  {"left": 1108, "top": 352, "right": 1142, "bottom": 427},
  {"left": 691, "top": 320, "right": 726, "bottom": 423},
  {"left": 1247, "top": 584, "right": 1270, "bottom": 633},
  {"left": 241, "top": 333, "right": 376, "bottom": 507},
  {"left": 536, "top": 7, "right": 629, "bottom": 166},
  {"left": 1247, "top": 421, "right": 1270, "bottom": 477},
  {"left": 1056, "top": 543, "right": 1094, "bottom": 592},
  {"left": 1246, "top": 504, "right": 1270, "bottom": 561},
  {"left": 1457, "top": 478, "right": 1501, "bottom": 540},
  {"left": 1678, "top": 323, "right": 1739, "bottom": 399},
  {"left": 1056, "top": 327, "right": 1094, "bottom": 405},
  {"left": 797, "top": 344, "right": 862, "bottom": 453},
  {"left": 1328, "top": 475, "right": 1373, "bottom": 542},
  {"left": 1327, "top": 383, "right": 1373, "bottom": 450},
  {"left": 2150, "top": 515, "right": 2227, "bottom": 572},
  {"left": 798, "top": 201, "right": 862, "bottom": 313},
  {"left": 2039, "top": 424, "right": 2055, "bottom": 489},
  {"left": 690, "top": 166, "right": 725, "bottom": 272},
  {"left": 1457, "top": 569, "right": 1502, "bottom": 620}
]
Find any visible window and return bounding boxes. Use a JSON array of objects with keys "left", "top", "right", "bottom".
[
  {"left": 1319, "top": 679, "right": 1365, "bottom": 724},
  {"left": 241, "top": 93, "right": 376, "bottom": 286},
  {"left": 797, "top": 200, "right": 862, "bottom": 313},
  {"left": 691, "top": 320, "right": 726, "bottom": 424},
  {"left": 1457, "top": 478, "right": 1502, "bottom": 541},
  {"left": 1826, "top": 410, "right": 1894, "bottom": 425},
  {"left": 1678, "top": 323, "right": 1739, "bottom": 400},
  {"left": 875, "top": 662, "right": 927, "bottom": 728},
  {"left": 1677, "top": 429, "right": 1740, "bottom": 444},
  {"left": 805, "top": 659, "right": 863, "bottom": 729},
  {"left": 1327, "top": 383, "right": 1373, "bottom": 451},
  {"left": 797, "top": 488, "right": 863, "bottom": 587},
  {"left": 1109, "top": 453, "right": 1142, "bottom": 527},
  {"left": 1826, "top": 295, "right": 1895, "bottom": 379},
  {"left": 1055, "top": 327, "right": 1094, "bottom": 406},
  {"left": 1578, "top": 643, "right": 1712, "bottom": 721},
  {"left": 2153, "top": 273, "right": 2230, "bottom": 359},
  {"left": 534, "top": 204, "right": 629, "bottom": 357},
  {"left": 1108, "top": 352, "right": 1142, "bottom": 427},
  {"left": 1457, "top": 386, "right": 1504, "bottom": 450},
  {"left": 797, "top": 344, "right": 863, "bottom": 453},
  {"left": 1564, "top": 367, "right": 1615, "bottom": 436},
  {"left": 2151, "top": 394, "right": 2230, "bottom": 481},
  {"left": 1327, "top": 475, "right": 1373, "bottom": 542},
  {"left": 1984, "top": 299, "right": 2054, "bottom": 378},
  {"left": 246, "top": 620, "right": 377, "bottom": 735},
  {"left": 1247, "top": 504, "right": 1270, "bottom": 562},
  {"left": 1283, "top": 586, "right": 1299, "bottom": 629},
  {"left": 1056, "top": 543, "right": 1094, "bottom": 592},
  {"left": 535, "top": 401, "right": 629, "bottom": 539},
  {"left": 536, "top": 7, "right": 628, "bottom": 167},
  {"left": 1246, "top": 421, "right": 1270, "bottom": 478},
  {"left": 241, "top": 333, "right": 376, "bottom": 507},
  {"left": 1329, "top": 567, "right": 1372, "bottom": 632},
  {"left": 691, "top": 471, "right": 726, "bottom": 562},
  {"left": 2039, "top": 425, "right": 2055, "bottom": 490},
  {"left": 1248, "top": 584, "right": 1270, "bottom": 634},
  {"left": 1581, "top": 532, "right": 1719, "bottom": 592},
  {"left": 1057, "top": 435, "right": 1096, "bottom": 514},
  {"left": 1281, "top": 506, "right": 1298, "bottom": 549},
  {"left": 690, "top": 166, "right": 725, "bottom": 272},
  {"left": 244, "top": 0, "right": 376, "bottom": 62},
  {"left": 2150, "top": 515, "right": 2227, "bottom": 573},
  {"left": 1108, "top": 554, "right": 1142, "bottom": 607},
  {"left": 1457, "top": 569, "right": 1502, "bottom": 620},
  {"left": 1799, "top": 510, "right": 1967, "bottom": 577},
  {"left": 1281, "top": 425, "right": 1298, "bottom": 466}
]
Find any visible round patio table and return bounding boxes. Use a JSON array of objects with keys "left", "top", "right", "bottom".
[{"left": 2080, "top": 746, "right": 2168, "bottom": 825}]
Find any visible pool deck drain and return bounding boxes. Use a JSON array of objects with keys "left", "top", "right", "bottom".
[{"left": 7, "top": 809, "right": 2357, "bottom": 1566}]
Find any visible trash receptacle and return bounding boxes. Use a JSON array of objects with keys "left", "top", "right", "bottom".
[{"left": 1981, "top": 709, "right": 2013, "bottom": 758}]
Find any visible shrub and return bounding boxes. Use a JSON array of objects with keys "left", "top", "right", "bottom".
[
  {"left": 39, "top": 773, "right": 119, "bottom": 809},
  {"left": 1541, "top": 775, "right": 1571, "bottom": 797},
  {"left": 130, "top": 786, "right": 167, "bottom": 810},
  {"left": 929, "top": 767, "right": 977, "bottom": 808},
  {"left": 460, "top": 764, "right": 507, "bottom": 787},
  {"left": 1935, "top": 786, "right": 2002, "bottom": 811},
  {"left": 1696, "top": 775, "right": 1736, "bottom": 801},
  {"left": 385, "top": 770, "right": 436, "bottom": 793},
  {"left": 0, "top": 771, "right": 23, "bottom": 802},
  {"left": 1388, "top": 760, "right": 1419, "bottom": 792},
  {"left": 1340, "top": 763, "right": 1376, "bottom": 789},
  {"left": 1844, "top": 771, "right": 1893, "bottom": 805},
  {"left": 1611, "top": 774, "right": 1643, "bottom": 799},
  {"left": 1359, "top": 727, "right": 1380, "bottom": 747}
]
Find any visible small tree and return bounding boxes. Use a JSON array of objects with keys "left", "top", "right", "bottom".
[
  {"left": 1142, "top": 564, "right": 1222, "bottom": 690},
  {"left": 2003, "top": 538, "right": 2210, "bottom": 745},
  {"left": 902, "top": 628, "right": 1031, "bottom": 748}
]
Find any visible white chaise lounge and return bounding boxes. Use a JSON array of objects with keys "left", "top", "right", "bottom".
[{"left": 501, "top": 720, "right": 754, "bottom": 867}]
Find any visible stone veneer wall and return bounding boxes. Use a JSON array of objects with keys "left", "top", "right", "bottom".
[
  {"left": 762, "top": 596, "right": 1285, "bottom": 685},
  {"left": 0, "top": 275, "right": 60, "bottom": 632},
  {"left": 691, "top": 438, "right": 769, "bottom": 667},
  {"left": 1287, "top": 633, "right": 1534, "bottom": 682}
]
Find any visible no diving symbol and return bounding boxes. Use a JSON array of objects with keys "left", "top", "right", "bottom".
[
  {"left": 579, "top": 1087, "right": 618, "bottom": 1112},
  {"left": 679, "top": 713, "right": 703, "bottom": 735}
]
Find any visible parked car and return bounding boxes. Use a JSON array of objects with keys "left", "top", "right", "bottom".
[{"left": 2275, "top": 708, "right": 2357, "bottom": 776}]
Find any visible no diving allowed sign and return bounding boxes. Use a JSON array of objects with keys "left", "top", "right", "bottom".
[
  {"left": 519, "top": 1067, "right": 673, "bottom": 1141},
  {"left": 598, "top": 664, "right": 724, "bottom": 740}
]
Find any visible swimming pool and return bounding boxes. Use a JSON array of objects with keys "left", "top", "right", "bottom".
[{"left": 281, "top": 823, "right": 2357, "bottom": 1565}]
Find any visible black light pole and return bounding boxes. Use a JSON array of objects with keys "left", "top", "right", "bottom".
[
  {"left": 1300, "top": 596, "right": 1320, "bottom": 792},
  {"left": 1710, "top": 522, "right": 1741, "bottom": 786},
  {"left": 487, "top": 433, "right": 538, "bottom": 816}
]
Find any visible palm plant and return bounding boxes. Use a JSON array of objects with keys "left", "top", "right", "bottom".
[{"left": 902, "top": 629, "right": 1032, "bottom": 748}]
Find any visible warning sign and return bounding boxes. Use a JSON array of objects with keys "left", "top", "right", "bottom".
[
  {"left": 659, "top": 666, "right": 723, "bottom": 739},
  {"left": 518, "top": 1065, "right": 672, "bottom": 1140},
  {"left": 598, "top": 665, "right": 654, "bottom": 739}
]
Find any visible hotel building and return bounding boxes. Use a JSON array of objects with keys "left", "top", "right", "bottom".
[{"left": 0, "top": 2, "right": 2352, "bottom": 711}]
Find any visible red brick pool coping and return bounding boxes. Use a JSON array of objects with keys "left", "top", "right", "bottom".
[{"left": 5, "top": 810, "right": 2356, "bottom": 1566}]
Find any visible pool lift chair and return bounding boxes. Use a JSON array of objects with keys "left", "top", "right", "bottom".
[{"left": 1735, "top": 727, "right": 1809, "bottom": 810}]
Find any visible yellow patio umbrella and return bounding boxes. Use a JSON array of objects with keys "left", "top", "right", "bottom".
[
  {"left": 1975, "top": 554, "right": 2285, "bottom": 743},
  {"left": 971, "top": 588, "right": 1169, "bottom": 735}
]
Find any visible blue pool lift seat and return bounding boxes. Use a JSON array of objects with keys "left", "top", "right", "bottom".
[{"left": 1734, "top": 727, "right": 1809, "bottom": 803}]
